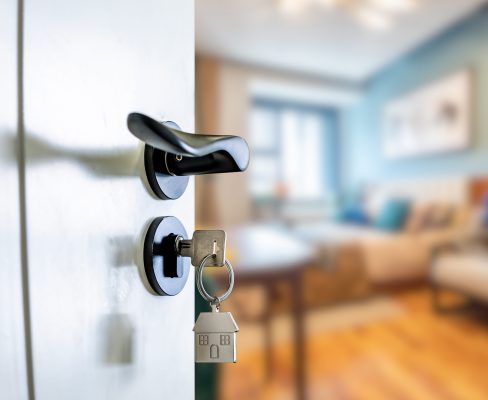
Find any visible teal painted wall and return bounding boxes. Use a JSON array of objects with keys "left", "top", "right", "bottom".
[{"left": 342, "top": 8, "right": 488, "bottom": 189}]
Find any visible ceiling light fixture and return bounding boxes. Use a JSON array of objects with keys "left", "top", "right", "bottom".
[
  {"left": 368, "top": 0, "right": 418, "bottom": 14},
  {"left": 280, "top": 0, "right": 308, "bottom": 15},
  {"left": 313, "top": 0, "right": 339, "bottom": 7},
  {"left": 277, "top": 0, "right": 419, "bottom": 31},
  {"left": 353, "top": 5, "right": 393, "bottom": 31}
]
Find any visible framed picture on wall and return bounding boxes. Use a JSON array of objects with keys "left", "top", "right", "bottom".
[{"left": 382, "top": 69, "right": 472, "bottom": 160}]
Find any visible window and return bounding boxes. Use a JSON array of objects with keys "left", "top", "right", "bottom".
[
  {"left": 249, "top": 100, "right": 338, "bottom": 202},
  {"left": 220, "top": 335, "right": 231, "bottom": 345},
  {"left": 198, "top": 335, "right": 208, "bottom": 345}
]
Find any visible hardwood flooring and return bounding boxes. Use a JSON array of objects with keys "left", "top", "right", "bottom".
[{"left": 219, "top": 287, "right": 488, "bottom": 400}]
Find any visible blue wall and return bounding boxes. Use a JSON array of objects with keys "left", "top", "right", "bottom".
[{"left": 342, "top": 8, "right": 488, "bottom": 189}]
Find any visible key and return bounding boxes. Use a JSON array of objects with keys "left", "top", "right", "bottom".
[
  {"left": 192, "top": 235, "right": 238, "bottom": 363},
  {"left": 176, "top": 230, "right": 226, "bottom": 268},
  {"left": 193, "top": 304, "right": 239, "bottom": 363}
]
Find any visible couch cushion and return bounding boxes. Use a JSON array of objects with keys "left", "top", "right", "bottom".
[
  {"left": 361, "top": 234, "right": 430, "bottom": 284},
  {"left": 425, "top": 203, "right": 454, "bottom": 229},
  {"left": 404, "top": 204, "right": 433, "bottom": 232},
  {"left": 432, "top": 253, "right": 488, "bottom": 302}
]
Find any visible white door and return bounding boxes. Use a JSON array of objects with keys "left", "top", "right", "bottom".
[
  {"left": 0, "top": 0, "right": 28, "bottom": 398},
  {"left": 5, "top": 0, "right": 195, "bottom": 398}
]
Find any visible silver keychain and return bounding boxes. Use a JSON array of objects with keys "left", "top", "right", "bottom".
[{"left": 193, "top": 254, "right": 239, "bottom": 363}]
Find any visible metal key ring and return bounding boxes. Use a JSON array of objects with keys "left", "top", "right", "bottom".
[{"left": 196, "top": 254, "right": 234, "bottom": 305}]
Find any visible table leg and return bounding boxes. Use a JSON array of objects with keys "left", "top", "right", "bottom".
[
  {"left": 264, "top": 283, "right": 273, "bottom": 381},
  {"left": 292, "top": 270, "right": 306, "bottom": 400}
]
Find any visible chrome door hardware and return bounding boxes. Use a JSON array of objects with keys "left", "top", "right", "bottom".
[
  {"left": 127, "top": 113, "right": 250, "bottom": 200},
  {"left": 176, "top": 230, "right": 226, "bottom": 268},
  {"left": 143, "top": 217, "right": 229, "bottom": 296},
  {"left": 143, "top": 216, "right": 190, "bottom": 296},
  {"left": 144, "top": 217, "right": 240, "bottom": 362}
]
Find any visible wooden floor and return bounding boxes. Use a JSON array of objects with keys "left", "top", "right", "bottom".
[{"left": 219, "top": 287, "right": 488, "bottom": 400}]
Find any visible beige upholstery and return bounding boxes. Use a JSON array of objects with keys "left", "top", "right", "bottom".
[
  {"left": 360, "top": 229, "right": 465, "bottom": 284},
  {"left": 361, "top": 234, "right": 429, "bottom": 283},
  {"left": 360, "top": 176, "right": 471, "bottom": 284},
  {"left": 365, "top": 176, "right": 469, "bottom": 218},
  {"left": 295, "top": 176, "right": 472, "bottom": 285},
  {"left": 432, "top": 252, "right": 488, "bottom": 302},
  {"left": 295, "top": 221, "right": 468, "bottom": 284}
]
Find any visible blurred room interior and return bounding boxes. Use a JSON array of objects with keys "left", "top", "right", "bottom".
[{"left": 194, "top": 1, "right": 488, "bottom": 399}]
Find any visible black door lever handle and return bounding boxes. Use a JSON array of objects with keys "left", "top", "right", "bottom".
[{"left": 127, "top": 113, "right": 250, "bottom": 199}]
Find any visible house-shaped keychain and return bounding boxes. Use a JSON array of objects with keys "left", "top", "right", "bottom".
[{"left": 194, "top": 310, "right": 239, "bottom": 363}]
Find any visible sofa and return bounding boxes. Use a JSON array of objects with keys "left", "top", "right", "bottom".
[
  {"left": 294, "top": 177, "right": 472, "bottom": 285},
  {"left": 430, "top": 177, "right": 488, "bottom": 307},
  {"left": 431, "top": 239, "right": 488, "bottom": 306}
]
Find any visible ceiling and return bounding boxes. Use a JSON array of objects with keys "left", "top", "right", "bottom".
[{"left": 196, "top": 0, "right": 487, "bottom": 82}]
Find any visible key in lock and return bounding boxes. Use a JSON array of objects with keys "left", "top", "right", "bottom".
[{"left": 176, "top": 230, "right": 226, "bottom": 267}]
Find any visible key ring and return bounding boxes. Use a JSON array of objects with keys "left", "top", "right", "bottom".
[{"left": 196, "top": 253, "right": 234, "bottom": 306}]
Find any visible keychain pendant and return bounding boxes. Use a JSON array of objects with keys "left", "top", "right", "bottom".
[
  {"left": 193, "top": 252, "right": 238, "bottom": 363},
  {"left": 193, "top": 306, "right": 239, "bottom": 363}
]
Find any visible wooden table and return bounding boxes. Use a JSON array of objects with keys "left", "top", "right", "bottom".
[{"left": 227, "top": 225, "right": 315, "bottom": 400}]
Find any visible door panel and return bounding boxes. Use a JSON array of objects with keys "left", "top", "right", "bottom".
[
  {"left": 24, "top": 0, "right": 195, "bottom": 398},
  {"left": 0, "top": 0, "right": 29, "bottom": 398}
]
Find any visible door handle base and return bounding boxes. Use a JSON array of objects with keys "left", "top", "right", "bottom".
[
  {"left": 144, "top": 145, "right": 190, "bottom": 200},
  {"left": 143, "top": 216, "right": 190, "bottom": 296}
]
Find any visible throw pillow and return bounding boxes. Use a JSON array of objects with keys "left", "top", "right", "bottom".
[
  {"left": 404, "top": 203, "right": 433, "bottom": 233},
  {"left": 338, "top": 205, "right": 369, "bottom": 225},
  {"left": 424, "top": 203, "right": 453, "bottom": 229},
  {"left": 375, "top": 198, "right": 411, "bottom": 231}
]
